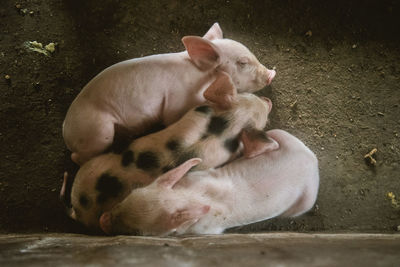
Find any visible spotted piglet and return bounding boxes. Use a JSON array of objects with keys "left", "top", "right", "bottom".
[
  {"left": 99, "top": 129, "right": 319, "bottom": 236},
  {"left": 61, "top": 73, "right": 273, "bottom": 229}
]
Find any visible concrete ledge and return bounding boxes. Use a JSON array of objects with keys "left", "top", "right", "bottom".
[{"left": 1, "top": 233, "right": 399, "bottom": 266}]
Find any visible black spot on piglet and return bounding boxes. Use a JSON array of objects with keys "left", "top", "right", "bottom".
[
  {"left": 79, "top": 194, "right": 90, "bottom": 209},
  {"left": 195, "top": 105, "right": 212, "bottom": 114},
  {"left": 224, "top": 137, "right": 240, "bottom": 153},
  {"left": 121, "top": 150, "right": 134, "bottom": 167},
  {"left": 166, "top": 139, "right": 180, "bottom": 152},
  {"left": 208, "top": 116, "right": 229, "bottom": 135},
  {"left": 136, "top": 151, "right": 160, "bottom": 171},
  {"left": 96, "top": 173, "right": 123, "bottom": 204}
]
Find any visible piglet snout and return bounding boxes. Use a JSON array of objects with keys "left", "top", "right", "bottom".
[
  {"left": 99, "top": 212, "right": 112, "bottom": 235},
  {"left": 266, "top": 69, "right": 276, "bottom": 85}
]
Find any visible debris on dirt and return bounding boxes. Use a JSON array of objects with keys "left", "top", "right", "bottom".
[
  {"left": 4, "top": 74, "right": 11, "bottom": 85},
  {"left": 15, "top": 3, "right": 28, "bottom": 15},
  {"left": 33, "top": 81, "right": 41, "bottom": 91},
  {"left": 377, "top": 112, "right": 385, "bottom": 116},
  {"left": 364, "top": 148, "right": 377, "bottom": 165},
  {"left": 45, "top": 43, "right": 56, "bottom": 53},
  {"left": 289, "top": 100, "right": 298, "bottom": 109},
  {"left": 24, "top": 41, "right": 56, "bottom": 56},
  {"left": 386, "top": 192, "right": 399, "bottom": 208},
  {"left": 305, "top": 30, "right": 312, "bottom": 37},
  {"left": 397, "top": 225, "right": 400, "bottom": 231},
  {"left": 352, "top": 44, "right": 357, "bottom": 49}
]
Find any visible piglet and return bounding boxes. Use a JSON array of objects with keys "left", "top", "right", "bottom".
[
  {"left": 100, "top": 129, "right": 319, "bottom": 235},
  {"left": 64, "top": 78, "right": 273, "bottom": 229},
  {"left": 62, "top": 23, "right": 276, "bottom": 165}
]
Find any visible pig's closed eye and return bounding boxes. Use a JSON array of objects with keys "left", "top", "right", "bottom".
[
  {"left": 237, "top": 58, "right": 249, "bottom": 68},
  {"left": 237, "top": 61, "right": 247, "bottom": 68}
]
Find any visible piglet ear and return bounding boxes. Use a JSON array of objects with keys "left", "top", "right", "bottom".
[
  {"left": 203, "top": 22, "right": 223, "bottom": 41},
  {"left": 59, "top": 172, "right": 69, "bottom": 205},
  {"left": 182, "top": 36, "right": 221, "bottom": 70},
  {"left": 169, "top": 205, "right": 210, "bottom": 231},
  {"left": 157, "top": 158, "right": 202, "bottom": 189},
  {"left": 60, "top": 172, "right": 76, "bottom": 219},
  {"left": 241, "top": 129, "right": 279, "bottom": 158},
  {"left": 203, "top": 71, "right": 237, "bottom": 109},
  {"left": 99, "top": 212, "right": 112, "bottom": 235}
]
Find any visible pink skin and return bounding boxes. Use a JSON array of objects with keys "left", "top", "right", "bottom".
[
  {"left": 100, "top": 129, "right": 319, "bottom": 236},
  {"left": 62, "top": 23, "right": 276, "bottom": 165},
  {"left": 64, "top": 79, "right": 273, "bottom": 229}
]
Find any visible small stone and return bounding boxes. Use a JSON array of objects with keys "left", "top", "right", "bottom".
[
  {"left": 45, "top": 43, "right": 56, "bottom": 53},
  {"left": 397, "top": 225, "right": 400, "bottom": 231},
  {"left": 289, "top": 100, "right": 297, "bottom": 109},
  {"left": 352, "top": 44, "right": 357, "bottom": 49},
  {"left": 4, "top": 74, "right": 10, "bottom": 80},
  {"left": 31, "top": 41, "right": 43, "bottom": 49},
  {"left": 305, "top": 30, "right": 312, "bottom": 37},
  {"left": 34, "top": 81, "right": 41, "bottom": 90}
]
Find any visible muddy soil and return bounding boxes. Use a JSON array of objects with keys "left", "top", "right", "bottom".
[{"left": 0, "top": 0, "right": 399, "bottom": 233}]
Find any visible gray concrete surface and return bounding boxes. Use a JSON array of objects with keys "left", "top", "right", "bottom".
[{"left": 1, "top": 233, "right": 399, "bottom": 266}]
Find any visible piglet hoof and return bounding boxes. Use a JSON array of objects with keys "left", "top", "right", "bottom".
[{"left": 99, "top": 212, "right": 112, "bottom": 235}]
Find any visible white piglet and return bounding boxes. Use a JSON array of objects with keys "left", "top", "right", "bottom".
[
  {"left": 100, "top": 129, "right": 320, "bottom": 235},
  {"left": 63, "top": 23, "right": 276, "bottom": 165}
]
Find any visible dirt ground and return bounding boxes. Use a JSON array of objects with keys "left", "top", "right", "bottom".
[{"left": 0, "top": 0, "right": 399, "bottom": 234}]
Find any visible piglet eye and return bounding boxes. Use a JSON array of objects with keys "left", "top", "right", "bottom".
[{"left": 237, "top": 58, "right": 249, "bottom": 68}]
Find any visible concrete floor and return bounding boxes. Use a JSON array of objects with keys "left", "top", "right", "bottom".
[{"left": 1, "top": 233, "right": 399, "bottom": 267}]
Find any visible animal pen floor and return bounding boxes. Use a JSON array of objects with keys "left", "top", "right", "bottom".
[{"left": 0, "top": 0, "right": 399, "bottom": 265}]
